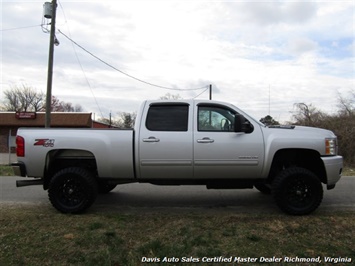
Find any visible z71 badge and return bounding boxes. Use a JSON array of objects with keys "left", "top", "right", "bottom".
[{"left": 34, "top": 139, "right": 55, "bottom": 147}]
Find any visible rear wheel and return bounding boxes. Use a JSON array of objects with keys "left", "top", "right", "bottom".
[
  {"left": 48, "top": 167, "right": 98, "bottom": 214},
  {"left": 272, "top": 167, "right": 323, "bottom": 215}
]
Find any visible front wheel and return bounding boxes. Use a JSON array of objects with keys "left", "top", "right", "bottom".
[
  {"left": 272, "top": 167, "right": 323, "bottom": 215},
  {"left": 48, "top": 167, "right": 98, "bottom": 214}
]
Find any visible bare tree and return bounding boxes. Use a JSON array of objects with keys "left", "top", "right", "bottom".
[
  {"left": 50, "top": 96, "right": 83, "bottom": 112},
  {"left": 159, "top": 93, "right": 182, "bottom": 100},
  {"left": 1, "top": 84, "right": 83, "bottom": 112},
  {"left": 337, "top": 90, "right": 354, "bottom": 116},
  {"left": 335, "top": 91, "right": 355, "bottom": 165},
  {"left": 2, "top": 84, "right": 44, "bottom": 112},
  {"left": 50, "top": 95, "right": 61, "bottom": 111},
  {"left": 97, "top": 112, "right": 136, "bottom": 128},
  {"left": 291, "top": 99, "right": 354, "bottom": 165},
  {"left": 292, "top": 103, "right": 327, "bottom": 127},
  {"left": 116, "top": 112, "right": 137, "bottom": 128}
]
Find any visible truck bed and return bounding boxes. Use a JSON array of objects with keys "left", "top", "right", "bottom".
[{"left": 16, "top": 128, "right": 135, "bottom": 179}]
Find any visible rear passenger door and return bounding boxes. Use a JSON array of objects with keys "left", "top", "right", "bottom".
[{"left": 138, "top": 102, "right": 193, "bottom": 179}]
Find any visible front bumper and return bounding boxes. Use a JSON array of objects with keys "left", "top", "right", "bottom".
[
  {"left": 11, "top": 162, "right": 27, "bottom": 177},
  {"left": 321, "top": 155, "right": 343, "bottom": 189}
]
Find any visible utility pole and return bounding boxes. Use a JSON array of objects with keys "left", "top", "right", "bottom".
[
  {"left": 209, "top": 84, "right": 212, "bottom": 100},
  {"left": 45, "top": 0, "right": 57, "bottom": 128},
  {"left": 109, "top": 112, "right": 112, "bottom": 128}
]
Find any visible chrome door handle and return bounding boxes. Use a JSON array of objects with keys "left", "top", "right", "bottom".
[
  {"left": 197, "top": 138, "right": 214, "bottom": 143},
  {"left": 143, "top": 137, "right": 160, "bottom": 142}
]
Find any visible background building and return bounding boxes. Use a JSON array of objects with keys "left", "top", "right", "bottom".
[{"left": 0, "top": 112, "right": 113, "bottom": 153}]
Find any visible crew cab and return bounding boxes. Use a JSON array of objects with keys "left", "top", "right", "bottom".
[{"left": 12, "top": 99, "right": 343, "bottom": 215}]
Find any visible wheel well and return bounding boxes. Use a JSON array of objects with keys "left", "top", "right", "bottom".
[
  {"left": 44, "top": 149, "right": 97, "bottom": 189},
  {"left": 268, "top": 149, "right": 326, "bottom": 184}
]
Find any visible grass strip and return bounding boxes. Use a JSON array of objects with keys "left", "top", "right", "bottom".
[{"left": 0, "top": 206, "right": 354, "bottom": 265}]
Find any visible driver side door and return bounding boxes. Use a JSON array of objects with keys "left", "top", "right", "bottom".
[{"left": 193, "top": 104, "right": 264, "bottom": 179}]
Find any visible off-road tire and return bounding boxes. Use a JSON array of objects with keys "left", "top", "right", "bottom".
[
  {"left": 48, "top": 167, "right": 98, "bottom": 214},
  {"left": 272, "top": 167, "right": 323, "bottom": 215}
]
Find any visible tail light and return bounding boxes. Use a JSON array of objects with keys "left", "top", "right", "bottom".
[{"left": 16, "top": 136, "right": 25, "bottom": 157}]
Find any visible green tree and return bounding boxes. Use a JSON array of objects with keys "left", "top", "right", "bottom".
[{"left": 259, "top": 115, "right": 280, "bottom": 126}]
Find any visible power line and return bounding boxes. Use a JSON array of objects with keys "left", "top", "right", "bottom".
[
  {"left": 1, "top": 24, "right": 41, "bottom": 31},
  {"left": 57, "top": 29, "right": 208, "bottom": 92},
  {"left": 57, "top": 1, "right": 105, "bottom": 119},
  {"left": 193, "top": 87, "right": 209, "bottom": 99}
]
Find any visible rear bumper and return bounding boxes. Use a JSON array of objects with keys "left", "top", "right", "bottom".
[
  {"left": 12, "top": 162, "right": 27, "bottom": 177},
  {"left": 321, "top": 155, "right": 343, "bottom": 189}
]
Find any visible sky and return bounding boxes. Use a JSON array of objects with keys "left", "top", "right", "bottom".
[{"left": 1, "top": 0, "right": 354, "bottom": 122}]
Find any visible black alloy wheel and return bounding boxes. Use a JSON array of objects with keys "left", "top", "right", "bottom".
[
  {"left": 272, "top": 167, "right": 323, "bottom": 215},
  {"left": 48, "top": 167, "right": 98, "bottom": 213}
]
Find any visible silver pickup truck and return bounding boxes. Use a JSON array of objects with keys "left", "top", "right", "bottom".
[{"left": 12, "top": 99, "right": 343, "bottom": 215}]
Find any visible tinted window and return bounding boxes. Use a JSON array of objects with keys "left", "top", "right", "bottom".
[{"left": 146, "top": 105, "right": 189, "bottom": 131}]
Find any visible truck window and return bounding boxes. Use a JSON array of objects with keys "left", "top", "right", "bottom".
[
  {"left": 198, "top": 106, "right": 235, "bottom": 132},
  {"left": 146, "top": 104, "right": 189, "bottom": 131}
]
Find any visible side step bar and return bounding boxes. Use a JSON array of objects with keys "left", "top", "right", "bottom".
[{"left": 16, "top": 179, "right": 43, "bottom": 187}]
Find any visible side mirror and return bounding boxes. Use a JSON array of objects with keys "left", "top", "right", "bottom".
[
  {"left": 234, "top": 114, "right": 254, "bottom": 133},
  {"left": 234, "top": 114, "right": 246, "bottom": 132}
]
